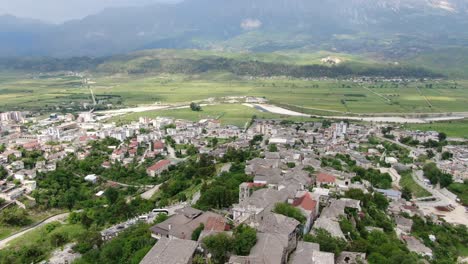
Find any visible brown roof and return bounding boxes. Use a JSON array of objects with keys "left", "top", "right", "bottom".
[
  {"left": 154, "top": 141, "right": 165, "bottom": 150},
  {"left": 292, "top": 192, "right": 317, "bottom": 211},
  {"left": 148, "top": 160, "right": 171, "bottom": 171},
  {"left": 316, "top": 173, "right": 336, "bottom": 183},
  {"left": 205, "top": 216, "right": 229, "bottom": 232}
]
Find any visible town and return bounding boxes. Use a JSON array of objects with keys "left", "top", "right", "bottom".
[{"left": 0, "top": 108, "right": 467, "bottom": 264}]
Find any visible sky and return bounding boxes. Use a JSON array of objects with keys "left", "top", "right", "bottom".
[{"left": 0, "top": 0, "right": 181, "bottom": 23}]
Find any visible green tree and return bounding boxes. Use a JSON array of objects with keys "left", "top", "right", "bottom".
[
  {"left": 154, "top": 213, "right": 169, "bottom": 224},
  {"left": 426, "top": 150, "right": 435, "bottom": 159},
  {"left": 373, "top": 192, "right": 389, "bottom": 211},
  {"left": 50, "top": 232, "right": 69, "bottom": 247},
  {"left": 202, "top": 233, "right": 233, "bottom": 264},
  {"left": 74, "top": 230, "right": 103, "bottom": 254},
  {"left": 273, "top": 203, "right": 306, "bottom": 223},
  {"left": 0, "top": 207, "right": 31, "bottom": 226},
  {"left": 192, "top": 224, "right": 205, "bottom": 241},
  {"left": 441, "top": 151, "right": 453, "bottom": 160},
  {"left": 232, "top": 225, "right": 257, "bottom": 256},
  {"left": 304, "top": 229, "right": 347, "bottom": 255},
  {"left": 438, "top": 132, "right": 447, "bottom": 142},
  {"left": 401, "top": 186, "right": 412, "bottom": 201},
  {"left": 0, "top": 166, "right": 8, "bottom": 180},
  {"left": 190, "top": 102, "right": 202, "bottom": 112},
  {"left": 268, "top": 144, "right": 278, "bottom": 152},
  {"left": 104, "top": 188, "right": 119, "bottom": 204}
]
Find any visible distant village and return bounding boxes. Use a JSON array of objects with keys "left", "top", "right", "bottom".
[{"left": 0, "top": 108, "right": 467, "bottom": 264}]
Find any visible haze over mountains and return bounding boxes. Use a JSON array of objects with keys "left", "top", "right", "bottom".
[{"left": 1, "top": 0, "right": 468, "bottom": 57}]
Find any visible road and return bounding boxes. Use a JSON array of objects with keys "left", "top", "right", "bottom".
[
  {"left": 377, "top": 136, "right": 467, "bottom": 226},
  {"left": 106, "top": 180, "right": 155, "bottom": 189},
  {"left": 412, "top": 170, "right": 468, "bottom": 226},
  {"left": 0, "top": 212, "right": 70, "bottom": 249}
]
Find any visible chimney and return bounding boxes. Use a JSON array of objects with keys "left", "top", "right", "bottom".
[{"left": 168, "top": 224, "right": 172, "bottom": 230}]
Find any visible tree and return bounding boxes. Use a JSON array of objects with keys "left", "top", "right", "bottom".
[
  {"left": 50, "top": 232, "right": 69, "bottom": 247},
  {"left": 438, "top": 132, "right": 447, "bottom": 142},
  {"left": 423, "top": 163, "right": 453, "bottom": 188},
  {"left": 373, "top": 192, "right": 389, "bottom": 211},
  {"left": 186, "top": 145, "right": 198, "bottom": 156},
  {"left": 190, "top": 102, "right": 202, "bottom": 112},
  {"left": 154, "top": 213, "right": 169, "bottom": 224},
  {"left": 441, "top": 151, "right": 453, "bottom": 160},
  {"left": 104, "top": 188, "right": 119, "bottom": 204},
  {"left": 426, "top": 150, "right": 435, "bottom": 159},
  {"left": 0, "top": 166, "right": 8, "bottom": 180},
  {"left": 233, "top": 225, "right": 257, "bottom": 256},
  {"left": 74, "top": 230, "right": 103, "bottom": 253},
  {"left": 268, "top": 144, "right": 278, "bottom": 152},
  {"left": 0, "top": 207, "right": 31, "bottom": 226},
  {"left": 192, "top": 224, "right": 204, "bottom": 241},
  {"left": 202, "top": 233, "right": 233, "bottom": 264},
  {"left": 304, "top": 229, "right": 347, "bottom": 255},
  {"left": 401, "top": 187, "right": 412, "bottom": 201},
  {"left": 211, "top": 138, "right": 219, "bottom": 147},
  {"left": 273, "top": 203, "right": 306, "bottom": 223}
]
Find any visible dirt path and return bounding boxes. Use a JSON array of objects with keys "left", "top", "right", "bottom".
[{"left": 140, "top": 184, "right": 162, "bottom": 200}]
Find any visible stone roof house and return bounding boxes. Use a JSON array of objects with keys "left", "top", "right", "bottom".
[{"left": 139, "top": 237, "right": 198, "bottom": 264}]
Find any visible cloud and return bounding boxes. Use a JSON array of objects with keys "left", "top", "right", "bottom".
[{"left": 241, "top": 18, "right": 262, "bottom": 30}]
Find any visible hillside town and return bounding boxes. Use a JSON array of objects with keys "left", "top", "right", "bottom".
[{"left": 0, "top": 109, "right": 467, "bottom": 264}]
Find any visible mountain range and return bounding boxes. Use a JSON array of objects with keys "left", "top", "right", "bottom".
[{"left": 1, "top": 0, "right": 468, "bottom": 57}]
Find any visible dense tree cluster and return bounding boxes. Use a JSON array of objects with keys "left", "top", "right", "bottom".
[
  {"left": 411, "top": 216, "right": 468, "bottom": 263},
  {"left": 0, "top": 222, "right": 86, "bottom": 264},
  {"left": 157, "top": 154, "right": 216, "bottom": 206},
  {"left": 134, "top": 57, "right": 444, "bottom": 79},
  {"left": 195, "top": 170, "right": 252, "bottom": 211},
  {"left": 423, "top": 163, "right": 453, "bottom": 188},
  {"left": 75, "top": 224, "right": 155, "bottom": 264},
  {"left": 304, "top": 229, "right": 347, "bottom": 255},
  {"left": 0, "top": 207, "right": 32, "bottom": 226},
  {"left": 202, "top": 224, "right": 257, "bottom": 264},
  {"left": 352, "top": 167, "right": 393, "bottom": 189},
  {"left": 306, "top": 189, "right": 422, "bottom": 264}
]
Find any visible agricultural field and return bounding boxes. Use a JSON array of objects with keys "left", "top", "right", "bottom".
[
  {"left": 1, "top": 50, "right": 468, "bottom": 120},
  {"left": 403, "top": 119, "right": 468, "bottom": 138},
  {"left": 93, "top": 73, "right": 468, "bottom": 114},
  {"left": 109, "top": 104, "right": 310, "bottom": 127}
]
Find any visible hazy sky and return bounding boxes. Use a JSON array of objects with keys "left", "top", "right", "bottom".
[{"left": 0, "top": 0, "right": 181, "bottom": 23}]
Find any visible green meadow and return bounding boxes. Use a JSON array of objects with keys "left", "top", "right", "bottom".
[
  {"left": 109, "top": 104, "right": 311, "bottom": 127},
  {"left": 403, "top": 119, "right": 468, "bottom": 139}
]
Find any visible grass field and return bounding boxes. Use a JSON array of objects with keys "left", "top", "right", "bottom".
[
  {"left": 0, "top": 208, "right": 66, "bottom": 240},
  {"left": 91, "top": 73, "right": 468, "bottom": 113},
  {"left": 400, "top": 171, "right": 431, "bottom": 198},
  {"left": 109, "top": 104, "right": 311, "bottom": 127},
  {"left": 403, "top": 119, "right": 468, "bottom": 138},
  {"left": 7, "top": 222, "right": 85, "bottom": 249}
]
